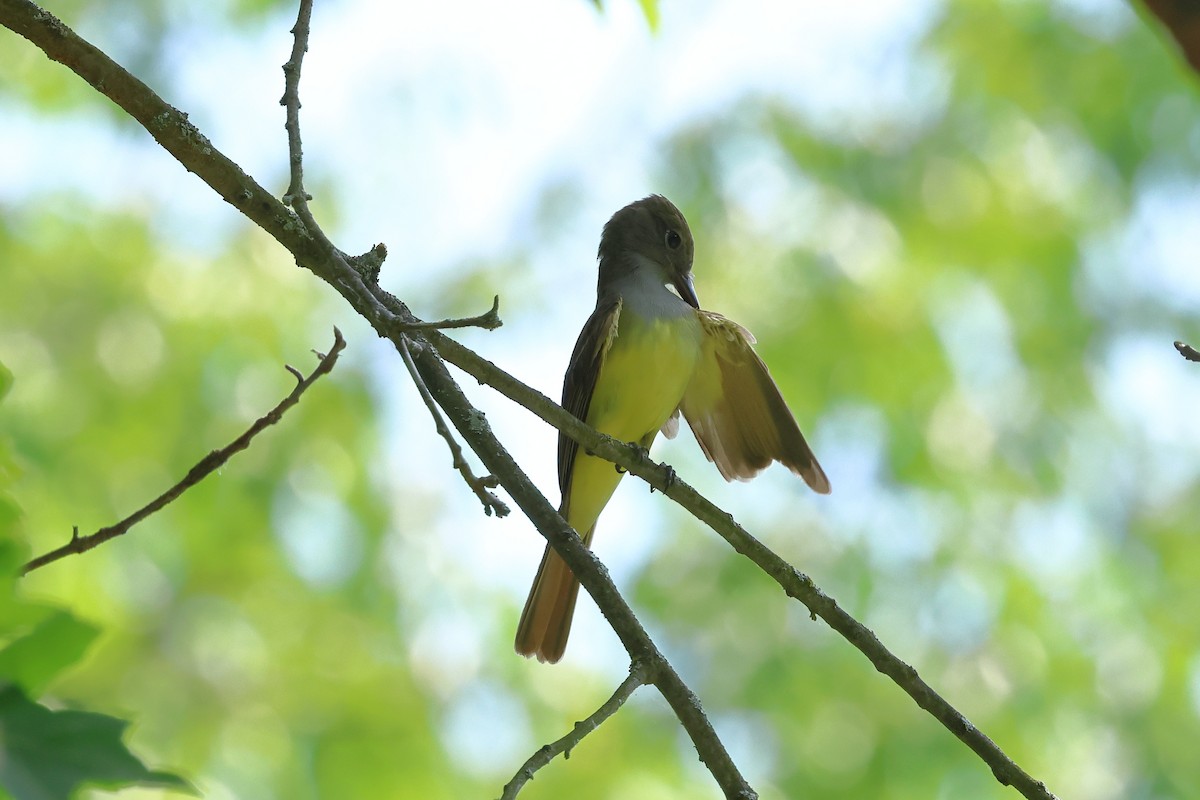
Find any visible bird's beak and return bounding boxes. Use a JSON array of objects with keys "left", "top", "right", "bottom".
[{"left": 673, "top": 271, "right": 700, "bottom": 309}]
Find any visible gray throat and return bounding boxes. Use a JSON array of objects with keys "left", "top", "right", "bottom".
[{"left": 599, "top": 254, "right": 695, "bottom": 320}]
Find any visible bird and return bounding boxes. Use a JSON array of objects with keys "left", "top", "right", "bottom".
[{"left": 515, "top": 194, "right": 829, "bottom": 663}]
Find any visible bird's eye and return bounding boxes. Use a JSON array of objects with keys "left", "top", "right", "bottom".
[{"left": 665, "top": 230, "right": 682, "bottom": 250}]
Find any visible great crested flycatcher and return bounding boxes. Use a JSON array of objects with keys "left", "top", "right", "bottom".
[{"left": 515, "top": 194, "right": 830, "bottom": 663}]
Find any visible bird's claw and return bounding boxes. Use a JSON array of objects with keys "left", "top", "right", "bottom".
[{"left": 651, "top": 464, "right": 677, "bottom": 494}]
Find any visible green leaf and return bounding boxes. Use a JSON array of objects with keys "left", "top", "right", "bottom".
[
  {"left": 0, "top": 685, "right": 192, "bottom": 800},
  {"left": 0, "top": 365, "right": 22, "bottom": 548},
  {"left": 0, "top": 540, "right": 22, "bottom": 586},
  {"left": 0, "top": 612, "right": 99, "bottom": 696},
  {"left": 637, "top": 0, "right": 659, "bottom": 31},
  {"left": 0, "top": 361, "right": 12, "bottom": 404},
  {"left": 0, "top": 545, "right": 45, "bottom": 643}
]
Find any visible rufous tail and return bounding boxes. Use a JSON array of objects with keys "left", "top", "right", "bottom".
[{"left": 514, "top": 529, "right": 592, "bottom": 663}]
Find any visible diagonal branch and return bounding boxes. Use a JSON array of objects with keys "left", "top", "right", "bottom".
[
  {"left": 423, "top": 329, "right": 1060, "bottom": 800},
  {"left": 501, "top": 661, "right": 650, "bottom": 800},
  {"left": 406, "top": 335, "right": 756, "bottom": 800},
  {"left": 22, "top": 329, "right": 346, "bottom": 575}
]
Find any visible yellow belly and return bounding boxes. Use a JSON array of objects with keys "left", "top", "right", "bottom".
[{"left": 564, "top": 311, "right": 702, "bottom": 534}]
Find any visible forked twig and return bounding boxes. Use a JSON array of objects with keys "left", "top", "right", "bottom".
[
  {"left": 501, "top": 662, "right": 651, "bottom": 799},
  {"left": 22, "top": 329, "right": 346, "bottom": 575},
  {"left": 398, "top": 336, "right": 509, "bottom": 517}
]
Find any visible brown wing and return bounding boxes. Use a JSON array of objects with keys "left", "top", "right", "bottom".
[
  {"left": 679, "top": 312, "right": 830, "bottom": 493},
  {"left": 557, "top": 297, "right": 622, "bottom": 508}
]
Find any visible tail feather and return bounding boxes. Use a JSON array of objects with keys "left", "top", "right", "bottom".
[{"left": 514, "top": 529, "right": 592, "bottom": 663}]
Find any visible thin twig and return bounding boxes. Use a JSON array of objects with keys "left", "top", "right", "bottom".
[
  {"left": 1175, "top": 340, "right": 1200, "bottom": 362},
  {"left": 500, "top": 661, "right": 651, "bottom": 800},
  {"left": 280, "top": 0, "right": 331, "bottom": 249},
  {"left": 22, "top": 329, "right": 347, "bottom": 575},
  {"left": 396, "top": 295, "right": 503, "bottom": 332},
  {"left": 398, "top": 336, "right": 509, "bottom": 517}
]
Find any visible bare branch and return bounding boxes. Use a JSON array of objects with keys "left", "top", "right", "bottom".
[
  {"left": 501, "top": 661, "right": 651, "bottom": 800},
  {"left": 1175, "top": 340, "right": 1200, "bottom": 362},
  {"left": 22, "top": 329, "right": 346, "bottom": 575},
  {"left": 398, "top": 336, "right": 509, "bottom": 517},
  {"left": 423, "top": 329, "right": 1060, "bottom": 800}
]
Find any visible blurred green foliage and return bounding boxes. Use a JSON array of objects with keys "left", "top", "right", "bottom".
[
  {"left": 636, "top": 4, "right": 1200, "bottom": 799},
  {"left": 0, "top": 542, "right": 189, "bottom": 798},
  {"left": 2, "top": 1, "right": 1199, "bottom": 799}
]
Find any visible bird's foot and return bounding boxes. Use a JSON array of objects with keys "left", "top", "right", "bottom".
[{"left": 651, "top": 464, "right": 677, "bottom": 494}]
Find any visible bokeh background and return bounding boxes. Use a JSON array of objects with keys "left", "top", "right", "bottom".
[{"left": 3, "top": 0, "right": 1200, "bottom": 797}]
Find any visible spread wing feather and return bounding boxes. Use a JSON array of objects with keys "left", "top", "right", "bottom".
[{"left": 680, "top": 313, "right": 830, "bottom": 493}]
